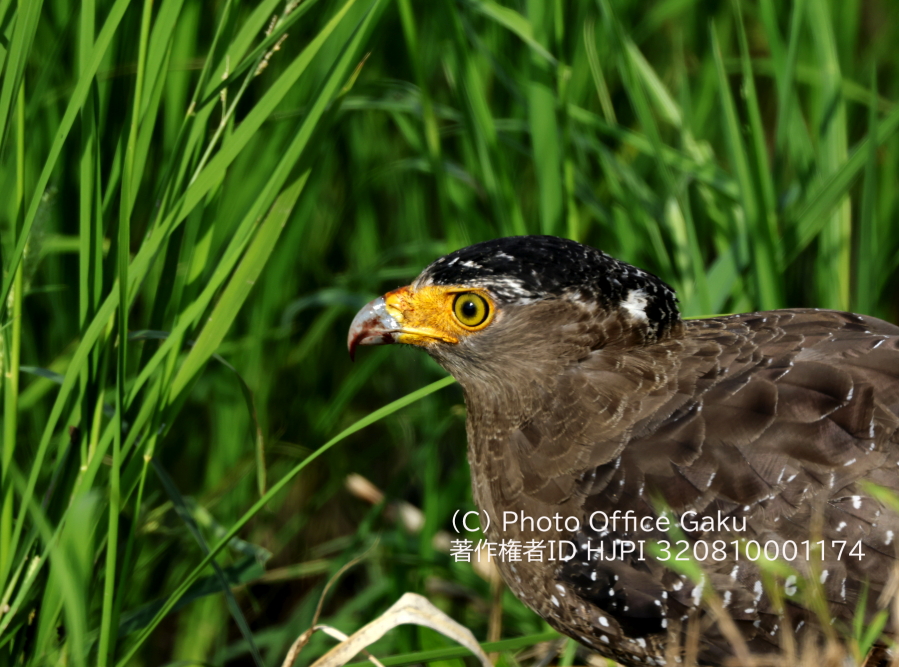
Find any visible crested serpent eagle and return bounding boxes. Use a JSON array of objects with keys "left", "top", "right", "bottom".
[{"left": 347, "top": 235, "right": 899, "bottom": 666}]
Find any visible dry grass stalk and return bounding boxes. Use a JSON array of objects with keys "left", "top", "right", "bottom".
[{"left": 282, "top": 593, "right": 493, "bottom": 667}]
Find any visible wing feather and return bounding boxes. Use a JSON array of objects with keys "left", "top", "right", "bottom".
[{"left": 546, "top": 309, "right": 899, "bottom": 662}]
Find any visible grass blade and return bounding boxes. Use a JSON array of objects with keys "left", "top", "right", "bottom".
[
  {"left": 168, "top": 172, "right": 310, "bottom": 403},
  {"left": 117, "top": 376, "right": 456, "bottom": 665},
  {"left": 152, "top": 460, "right": 266, "bottom": 667},
  {"left": 0, "top": 0, "right": 131, "bottom": 309}
]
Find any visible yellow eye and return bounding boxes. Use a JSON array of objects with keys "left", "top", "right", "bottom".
[{"left": 453, "top": 292, "right": 490, "bottom": 327}]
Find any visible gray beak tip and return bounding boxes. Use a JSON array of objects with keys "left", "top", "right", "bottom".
[{"left": 347, "top": 296, "right": 399, "bottom": 360}]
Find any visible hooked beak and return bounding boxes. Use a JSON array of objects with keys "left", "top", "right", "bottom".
[
  {"left": 347, "top": 296, "right": 401, "bottom": 361},
  {"left": 348, "top": 286, "right": 460, "bottom": 360}
]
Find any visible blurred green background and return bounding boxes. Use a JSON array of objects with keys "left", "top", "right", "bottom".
[{"left": 1, "top": 0, "right": 898, "bottom": 665}]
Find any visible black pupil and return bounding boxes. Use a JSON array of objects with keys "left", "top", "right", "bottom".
[{"left": 461, "top": 299, "right": 478, "bottom": 319}]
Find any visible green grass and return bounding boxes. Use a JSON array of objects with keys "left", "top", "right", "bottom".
[{"left": 1, "top": 0, "right": 898, "bottom": 665}]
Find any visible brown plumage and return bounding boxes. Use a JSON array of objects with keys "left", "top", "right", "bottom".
[{"left": 347, "top": 235, "right": 899, "bottom": 666}]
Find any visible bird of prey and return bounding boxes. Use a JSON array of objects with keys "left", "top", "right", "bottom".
[{"left": 347, "top": 235, "right": 899, "bottom": 666}]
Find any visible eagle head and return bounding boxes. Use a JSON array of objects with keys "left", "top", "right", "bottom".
[{"left": 348, "top": 236, "right": 681, "bottom": 386}]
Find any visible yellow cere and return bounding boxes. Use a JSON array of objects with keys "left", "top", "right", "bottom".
[{"left": 384, "top": 285, "right": 496, "bottom": 347}]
